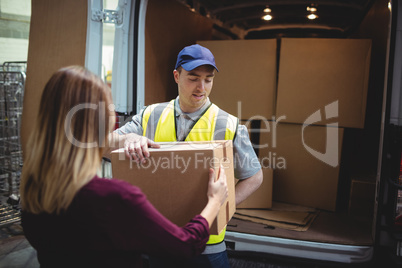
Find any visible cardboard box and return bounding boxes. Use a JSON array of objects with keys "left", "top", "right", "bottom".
[
  {"left": 237, "top": 168, "right": 273, "bottom": 209},
  {"left": 110, "top": 140, "right": 236, "bottom": 235},
  {"left": 258, "top": 123, "right": 344, "bottom": 211},
  {"left": 276, "top": 38, "right": 371, "bottom": 128},
  {"left": 197, "top": 39, "right": 277, "bottom": 120}
]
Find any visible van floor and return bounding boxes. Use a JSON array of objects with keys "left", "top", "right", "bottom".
[{"left": 227, "top": 210, "right": 373, "bottom": 245}]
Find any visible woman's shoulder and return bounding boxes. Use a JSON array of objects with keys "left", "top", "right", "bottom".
[{"left": 82, "top": 176, "right": 146, "bottom": 204}]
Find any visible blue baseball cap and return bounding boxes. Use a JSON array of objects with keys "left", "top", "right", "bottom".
[{"left": 175, "top": 44, "right": 219, "bottom": 71}]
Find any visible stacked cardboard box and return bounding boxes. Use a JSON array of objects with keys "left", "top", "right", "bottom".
[
  {"left": 197, "top": 39, "right": 277, "bottom": 119},
  {"left": 259, "top": 123, "right": 344, "bottom": 211},
  {"left": 271, "top": 38, "right": 371, "bottom": 211},
  {"left": 276, "top": 38, "right": 371, "bottom": 129}
]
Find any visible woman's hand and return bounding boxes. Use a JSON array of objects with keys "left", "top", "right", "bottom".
[
  {"left": 201, "top": 165, "right": 228, "bottom": 228},
  {"left": 207, "top": 165, "right": 228, "bottom": 206}
]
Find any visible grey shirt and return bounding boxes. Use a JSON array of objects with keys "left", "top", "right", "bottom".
[{"left": 115, "top": 96, "right": 261, "bottom": 180}]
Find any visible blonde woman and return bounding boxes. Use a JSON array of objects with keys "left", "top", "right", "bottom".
[{"left": 20, "top": 66, "right": 228, "bottom": 268}]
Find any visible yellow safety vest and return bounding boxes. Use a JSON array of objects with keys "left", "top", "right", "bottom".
[{"left": 141, "top": 99, "right": 238, "bottom": 244}]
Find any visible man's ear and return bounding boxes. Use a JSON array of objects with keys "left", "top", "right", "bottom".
[{"left": 173, "top": 69, "right": 180, "bottom": 83}]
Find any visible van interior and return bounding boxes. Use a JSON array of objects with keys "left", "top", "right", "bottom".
[
  {"left": 140, "top": 0, "right": 386, "bottom": 252},
  {"left": 128, "top": 0, "right": 402, "bottom": 266}
]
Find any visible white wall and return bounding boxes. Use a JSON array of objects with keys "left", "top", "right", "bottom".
[
  {"left": 1, "top": 0, "right": 31, "bottom": 16},
  {"left": 0, "top": 37, "right": 29, "bottom": 64},
  {"left": 0, "top": 0, "right": 31, "bottom": 66}
]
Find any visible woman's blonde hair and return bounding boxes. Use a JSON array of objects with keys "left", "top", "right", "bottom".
[{"left": 20, "top": 66, "right": 115, "bottom": 214}]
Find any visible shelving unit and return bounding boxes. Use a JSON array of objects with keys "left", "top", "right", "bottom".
[{"left": 0, "top": 62, "right": 26, "bottom": 226}]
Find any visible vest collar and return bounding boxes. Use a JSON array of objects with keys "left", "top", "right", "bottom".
[{"left": 174, "top": 96, "right": 211, "bottom": 121}]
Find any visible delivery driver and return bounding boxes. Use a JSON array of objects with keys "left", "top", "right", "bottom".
[{"left": 108, "top": 44, "right": 263, "bottom": 267}]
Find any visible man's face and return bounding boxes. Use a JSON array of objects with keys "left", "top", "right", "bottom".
[{"left": 174, "top": 65, "right": 215, "bottom": 113}]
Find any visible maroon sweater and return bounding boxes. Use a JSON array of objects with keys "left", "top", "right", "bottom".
[{"left": 21, "top": 176, "right": 209, "bottom": 267}]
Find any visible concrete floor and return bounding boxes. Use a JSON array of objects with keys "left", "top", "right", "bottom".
[
  {"left": 0, "top": 222, "right": 306, "bottom": 268},
  {"left": 0, "top": 223, "right": 39, "bottom": 268}
]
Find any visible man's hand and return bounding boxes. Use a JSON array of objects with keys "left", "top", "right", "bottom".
[{"left": 124, "top": 133, "right": 160, "bottom": 163}]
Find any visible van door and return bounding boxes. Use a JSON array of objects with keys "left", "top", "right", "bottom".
[
  {"left": 108, "top": 0, "right": 148, "bottom": 116},
  {"left": 375, "top": 0, "right": 402, "bottom": 266}
]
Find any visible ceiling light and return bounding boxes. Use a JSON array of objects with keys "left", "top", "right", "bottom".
[
  {"left": 264, "top": 7, "right": 271, "bottom": 13},
  {"left": 307, "top": 13, "right": 318, "bottom": 20},
  {"left": 307, "top": 6, "right": 317, "bottom": 12},
  {"left": 262, "top": 14, "right": 272, "bottom": 21},
  {"left": 388, "top": 1, "right": 392, "bottom": 11}
]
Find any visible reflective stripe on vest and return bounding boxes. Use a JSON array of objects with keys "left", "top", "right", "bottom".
[{"left": 142, "top": 99, "right": 238, "bottom": 244}]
